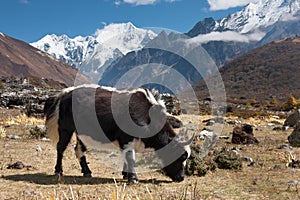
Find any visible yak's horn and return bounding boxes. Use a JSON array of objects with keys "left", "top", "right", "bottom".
[{"left": 180, "top": 132, "right": 195, "bottom": 146}]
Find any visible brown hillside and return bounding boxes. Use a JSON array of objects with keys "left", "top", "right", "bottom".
[
  {"left": 194, "top": 36, "right": 300, "bottom": 102},
  {"left": 0, "top": 33, "right": 91, "bottom": 86}
]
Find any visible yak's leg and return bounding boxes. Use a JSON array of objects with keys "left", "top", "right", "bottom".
[
  {"left": 55, "top": 128, "right": 73, "bottom": 176},
  {"left": 75, "top": 136, "right": 92, "bottom": 177},
  {"left": 122, "top": 162, "right": 128, "bottom": 179},
  {"left": 123, "top": 149, "right": 138, "bottom": 183}
]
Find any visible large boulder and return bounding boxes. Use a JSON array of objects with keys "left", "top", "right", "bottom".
[
  {"left": 284, "top": 109, "right": 300, "bottom": 127},
  {"left": 288, "top": 121, "right": 300, "bottom": 147},
  {"left": 232, "top": 124, "right": 259, "bottom": 144}
]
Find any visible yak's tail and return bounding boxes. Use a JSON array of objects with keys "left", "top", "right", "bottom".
[{"left": 44, "top": 96, "right": 60, "bottom": 145}]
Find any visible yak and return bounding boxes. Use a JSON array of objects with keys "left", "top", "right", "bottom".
[{"left": 44, "top": 84, "right": 193, "bottom": 183}]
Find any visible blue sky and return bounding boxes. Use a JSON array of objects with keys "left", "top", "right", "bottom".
[{"left": 0, "top": 0, "right": 252, "bottom": 43}]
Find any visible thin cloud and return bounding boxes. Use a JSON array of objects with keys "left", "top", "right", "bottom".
[
  {"left": 124, "top": 0, "right": 156, "bottom": 5},
  {"left": 185, "top": 30, "right": 266, "bottom": 44},
  {"left": 115, "top": 0, "right": 121, "bottom": 6},
  {"left": 20, "top": 0, "right": 29, "bottom": 4},
  {"left": 120, "top": 0, "right": 177, "bottom": 6},
  {"left": 207, "top": 0, "right": 258, "bottom": 11},
  {"left": 280, "top": 14, "right": 299, "bottom": 22}
]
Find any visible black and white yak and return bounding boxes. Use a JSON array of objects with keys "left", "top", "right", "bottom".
[{"left": 44, "top": 84, "right": 193, "bottom": 183}]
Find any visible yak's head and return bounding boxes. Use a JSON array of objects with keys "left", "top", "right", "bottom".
[{"left": 158, "top": 127, "right": 193, "bottom": 182}]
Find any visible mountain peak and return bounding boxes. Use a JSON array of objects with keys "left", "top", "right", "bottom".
[
  {"left": 188, "top": 0, "right": 300, "bottom": 37},
  {"left": 94, "top": 22, "right": 137, "bottom": 37},
  {"left": 220, "top": 0, "right": 300, "bottom": 33},
  {"left": 31, "top": 22, "right": 157, "bottom": 80}
]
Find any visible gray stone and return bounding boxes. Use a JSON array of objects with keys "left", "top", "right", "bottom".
[
  {"left": 288, "top": 121, "right": 300, "bottom": 147},
  {"left": 284, "top": 109, "right": 300, "bottom": 127}
]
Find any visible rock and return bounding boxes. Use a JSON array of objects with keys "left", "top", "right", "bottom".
[
  {"left": 7, "top": 134, "right": 21, "bottom": 140},
  {"left": 7, "top": 161, "right": 35, "bottom": 170},
  {"left": 284, "top": 109, "right": 300, "bottom": 127},
  {"left": 288, "top": 122, "right": 300, "bottom": 147},
  {"left": 273, "top": 126, "right": 286, "bottom": 131},
  {"left": 206, "top": 120, "right": 215, "bottom": 126},
  {"left": 7, "top": 161, "right": 25, "bottom": 169},
  {"left": 276, "top": 144, "right": 291, "bottom": 150},
  {"left": 287, "top": 180, "right": 299, "bottom": 186},
  {"left": 203, "top": 117, "right": 225, "bottom": 125},
  {"left": 287, "top": 180, "right": 299, "bottom": 190},
  {"left": 241, "top": 156, "right": 253, "bottom": 162},
  {"left": 160, "top": 93, "right": 181, "bottom": 115},
  {"left": 231, "top": 124, "right": 259, "bottom": 144},
  {"left": 0, "top": 76, "right": 63, "bottom": 117},
  {"left": 227, "top": 120, "right": 240, "bottom": 125},
  {"left": 41, "top": 137, "right": 50, "bottom": 142},
  {"left": 219, "top": 135, "right": 230, "bottom": 140},
  {"left": 199, "top": 129, "right": 214, "bottom": 140},
  {"left": 268, "top": 123, "right": 275, "bottom": 127},
  {"left": 287, "top": 159, "right": 300, "bottom": 168},
  {"left": 26, "top": 103, "right": 44, "bottom": 118},
  {"left": 108, "top": 152, "right": 117, "bottom": 158},
  {"left": 35, "top": 145, "right": 42, "bottom": 152}
]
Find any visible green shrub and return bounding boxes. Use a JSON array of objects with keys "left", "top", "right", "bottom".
[{"left": 29, "top": 126, "right": 46, "bottom": 139}]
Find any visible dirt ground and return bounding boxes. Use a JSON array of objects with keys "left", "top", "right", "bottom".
[{"left": 1, "top": 108, "right": 300, "bottom": 199}]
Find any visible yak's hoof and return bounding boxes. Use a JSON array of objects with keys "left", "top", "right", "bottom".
[
  {"left": 83, "top": 173, "right": 92, "bottom": 177},
  {"left": 122, "top": 172, "right": 138, "bottom": 183},
  {"left": 122, "top": 172, "right": 128, "bottom": 180},
  {"left": 128, "top": 178, "right": 138, "bottom": 184},
  {"left": 55, "top": 172, "right": 64, "bottom": 183},
  {"left": 55, "top": 171, "right": 63, "bottom": 176},
  {"left": 127, "top": 173, "right": 138, "bottom": 184}
]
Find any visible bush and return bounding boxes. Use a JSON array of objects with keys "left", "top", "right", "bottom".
[
  {"left": 0, "top": 81, "right": 4, "bottom": 88},
  {"left": 282, "top": 94, "right": 298, "bottom": 111},
  {"left": 29, "top": 125, "right": 46, "bottom": 139},
  {"left": 186, "top": 147, "right": 214, "bottom": 176},
  {"left": 213, "top": 148, "right": 242, "bottom": 170}
]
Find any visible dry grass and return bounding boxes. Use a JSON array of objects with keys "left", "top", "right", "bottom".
[
  {"left": 0, "top": 109, "right": 44, "bottom": 137},
  {"left": 1, "top": 108, "right": 300, "bottom": 199}
]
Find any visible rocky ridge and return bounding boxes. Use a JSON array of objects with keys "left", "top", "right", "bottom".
[{"left": 0, "top": 77, "right": 63, "bottom": 117}]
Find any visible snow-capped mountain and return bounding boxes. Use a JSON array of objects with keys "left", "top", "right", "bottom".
[
  {"left": 217, "top": 0, "right": 300, "bottom": 33},
  {"left": 100, "top": 0, "right": 300, "bottom": 88},
  {"left": 185, "top": 0, "right": 300, "bottom": 65},
  {"left": 31, "top": 22, "right": 157, "bottom": 80},
  {"left": 188, "top": 0, "right": 300, "bottom": 37}
]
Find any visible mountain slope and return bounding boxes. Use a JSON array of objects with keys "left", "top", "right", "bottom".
[
  {"left": 0, "top": 32, "right": 90, "bottom": 86},
  {"left": 194, "top": 36, "right": 300, "bottom": 101},
  {"left": 99, "top": 31, "right": 217, "bottom": 92}
]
